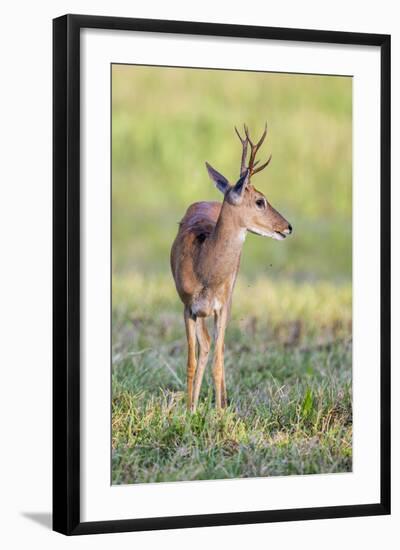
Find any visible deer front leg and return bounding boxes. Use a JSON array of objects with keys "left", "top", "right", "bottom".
[
  {"left": 192, "top": 317, "right": 211, "bottom": 412},
  {"left": 221, "top": 351, "right": 227, "bottom": 408},
  {"left": 212, "top": 306, "right": 228, "bottom": 410},
  {"left": 184, "top": 306, "right": 197, "bottom": 411}
]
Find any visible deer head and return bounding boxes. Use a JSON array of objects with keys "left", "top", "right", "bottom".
[{"left": 205, "top": 124, "right": 292, "bottom": 240}]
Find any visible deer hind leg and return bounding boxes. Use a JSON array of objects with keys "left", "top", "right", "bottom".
[
  {"left": 212, "top": 307, "right": 228, "bottom": 410},
  {"left": 184, "top": 306, "right": 197, "bottom": 411},
  {"left": 192, "top": 317, "right": 211, "bottom": 412}
]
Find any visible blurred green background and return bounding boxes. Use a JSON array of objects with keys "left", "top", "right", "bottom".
[
  {"left": 111, "top": 65, "right": 353, "bottom": 483},
  {"left": 112, "top": 65, "right": 352, "bottom": 282}
]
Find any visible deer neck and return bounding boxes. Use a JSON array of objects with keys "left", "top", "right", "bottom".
[{"left": 200, "top": 201, "right": 246, "bottom": 286}]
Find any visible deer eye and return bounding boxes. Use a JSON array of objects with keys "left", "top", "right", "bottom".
[{"left": 255, "top": 198, "right": 266, "bottom": 209}]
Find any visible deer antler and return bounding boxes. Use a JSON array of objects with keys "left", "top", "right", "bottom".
[
  {"left": 243, "top": 123, "right": 272, "bottom": 177},
  {"left": 234, "top": 125, "right": 249, "bottom": 177}
]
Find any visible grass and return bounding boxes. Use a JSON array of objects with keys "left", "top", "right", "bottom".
[
  {"left": 112, "top": 274, "right": 352, "bottom": 484},
  {"left": 111, "top": 65, "right": 353, "bottom": 484}
]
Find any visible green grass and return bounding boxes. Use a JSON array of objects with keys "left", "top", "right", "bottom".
[
  {"left": 112, "top": 274, "right": 352, "bottom": 484},
  {"left": 111, "top": 65, "right": 352, "bottom": 484}
]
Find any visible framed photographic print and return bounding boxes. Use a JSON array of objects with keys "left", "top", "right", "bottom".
[{"left": 53, "top": 14, "right": 391, "bottom": 535}]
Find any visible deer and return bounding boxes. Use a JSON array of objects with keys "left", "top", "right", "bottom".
[{"left": 170, "top": 124, "right": 292, "bottom": 412}]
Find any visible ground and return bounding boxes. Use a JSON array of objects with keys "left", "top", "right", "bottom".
[{"left": 112, "top": 274, "right": 352, "bottom": 484}]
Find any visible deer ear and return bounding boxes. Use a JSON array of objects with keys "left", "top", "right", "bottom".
[
  {"left": 231, "top": 169, "right": 250, "bottom": 203},
  {"left": 205, "top": 162, "right": 231, "bottom": 195}
]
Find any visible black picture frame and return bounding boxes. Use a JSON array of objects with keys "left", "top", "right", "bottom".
[{"left": 53, "top": 14, "right": 391, "bottom": 536}]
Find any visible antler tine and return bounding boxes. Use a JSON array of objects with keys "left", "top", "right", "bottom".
[
  {"left": 234, "top": 125, "right": 246, "bottom": 143},
  {"left": 245, "top": 122, "right": 267, "bottom": 146},
  {"left": 235, "top": 124, "right": 249, "bottom": 176},
  {"left": 243, "top": 124, "right": 252, "bottom": 146},
  {"left": 252, "top": 154, "right": 272, "bottom": 175},
  {"left": 257, "top": 122, "right": 268, "bottom": 147},
  {"left": 244, "top": 122, "right": 270, "bottom": 176}
]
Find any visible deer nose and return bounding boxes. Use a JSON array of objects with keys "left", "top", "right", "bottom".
[{"left": 283, "top": 224, "right": 292, "bottom": 235}]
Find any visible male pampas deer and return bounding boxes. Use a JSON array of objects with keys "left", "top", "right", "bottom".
[{"left": 170, "top": 124, "right": 292, "bottom": 411}]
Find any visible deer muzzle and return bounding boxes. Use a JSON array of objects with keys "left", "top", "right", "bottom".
[{"left": 273, "top": 223, "right": 293, "bottom": 240}]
